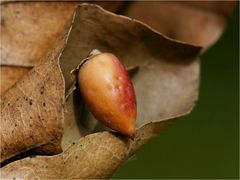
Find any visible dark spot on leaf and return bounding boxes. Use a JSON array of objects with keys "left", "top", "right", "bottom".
[
  {"left": 7, "top": 103, "right": 10, "bottom": 106},
  {"left": 29, "top": 99, "right": 33, "bottom": 105},
  {"left": 30, "top": 116, "right": 32, "bottom": 119},
  {"left": 72, "top": 142, "right": 75, "bottom": 145},
  {"left": 43, "top": 102, "right": 46, "bottom": 107},
  {"left": 40, "top": 86, "right": 44, "bottom": 95},
  {"left": 15, "top": 124, "right": 17, "bottom": 127},
  {"left": 13, "top": 177, "right": 16, "bottom": 180},
  {"left": 75, "top": 155, "right": 78, "bottom": 159},
  {"left": 29, "top": 124, "right": 32, "bottom": 127}
]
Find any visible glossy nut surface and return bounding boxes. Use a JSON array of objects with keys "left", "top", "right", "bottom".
[{"left": 78, "top": 52, "right": 136, "bottom": 138}]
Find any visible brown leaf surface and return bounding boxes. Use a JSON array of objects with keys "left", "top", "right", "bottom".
[
  {"left": 0, "top": 1, "right": 126, "bottom": 95},
  {"left": 124, "top": 1, "right": 236, "bottom": 49},
  {"left": 0, "top": 2, "right": 76, "bottom": 67},
  {"left": 1, "top": 4, "right": 201, "bottom": 178},
  {"left": 0, "top": 66, "right": 30, "bottom": 95},
  {"left": 0, "top": 1, "right": 125, "bottom": 67},
  {"left": 1, "top": 122, "right": 171, "bottom": 179},
  {"left": 0, "top": 25, "right": 69, "bottom": 162},
  {"left": 1, "top": 132, "right": 129, "bottom": 179}
]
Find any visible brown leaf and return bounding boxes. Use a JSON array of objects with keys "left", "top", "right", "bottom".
[
  {"left": 0, "top": 2, "right": 126, "bottom": 95},
  {"left": 0, "top": 2, "right": 76, "bottom": 96},
  {"left": 0, "top": 25, "right": 69, "bottom": 162},
  {"left": 1, "top": 123, "right": 171, "bottom": 179},
  {"left": 0, "top": 66, "right": 30, "bottom": 95},
  {"left": 1, "top": 132, "right": 129, "bottom": 179},
  {"left": 0, "top": 1, "right": 126, "bottom": 67},
  {"left": 1, "top": 4, "right": 201, "bottom": 178},
  {"left": 0, "top": 2, "right": 76, "bottom": 67},
  {"left": 124, "top": 1, "right": 236, "bottom": 49}
]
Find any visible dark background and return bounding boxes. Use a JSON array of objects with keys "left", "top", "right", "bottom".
[{"left": 113, "top": 5, "right": 239, "bottom": 179}]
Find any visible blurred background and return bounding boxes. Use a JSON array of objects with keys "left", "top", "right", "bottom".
[{"left": 113, "top": 3, "right": 239, "bottom": 179}]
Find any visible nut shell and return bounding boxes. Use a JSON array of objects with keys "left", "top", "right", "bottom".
[{"left": 78, "top": 51, "right": 136, "bottom": 138}]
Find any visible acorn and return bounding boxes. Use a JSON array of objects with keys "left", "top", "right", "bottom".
[{"left": 77, "top": 49, "right": 136, "bottom": 138}]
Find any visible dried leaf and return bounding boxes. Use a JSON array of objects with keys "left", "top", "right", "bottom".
[
  {"left": 124, "top": 1, "right": 236, "bottom": 49},
  {"left": 1, "top": 132, "right": 128, "bottom": 179},
  {"left": 0, "top": 2, "right": 76, "bottom": 67},
  {"left": 0, "top": 66, "right": 30, "bottom": 95},
  {"left": 0, "top": 1, "right": 125, "bottom": 67},
  {"left": 1, "top": 121, "right": 171, "bottom": 179},
  {"left": 0, "top": 1, "right": 126, "bottom": 94},
  {"left": 1, "top": 4, "right": 201, "bottom": 178},
  {"left": 0, "top": 27, "right": 69, "bottom": 162}
]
